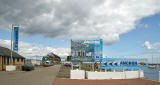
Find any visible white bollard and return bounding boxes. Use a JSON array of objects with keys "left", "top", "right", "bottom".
[
  {"left": 159, "top": 71, "right": 160, "bottom": 82},
  {"left": 79, "top": 62, "right": 81, "bottom": 70},
  {"left": 92, "top": 63, "right": 94, "bottom": 71},
  {"left": 113, "top": 69, "right": 115, "bottom": 72},
  {"left": 71, "top": 62, "right": 73, "bottom": 70},
  {"left": 138, "top": 69, "right": 140, "bottom": 78}
]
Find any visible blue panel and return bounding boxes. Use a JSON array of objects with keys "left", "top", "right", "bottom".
[
  {"left": 78, "top": 52, "right": 80, "bottom": 56},
  {"left": 94, "top": 39, "right": 103, "bottom": 62},
  {"left": 101, "top": 58, "right": 148, "bottom": 69},
  {"left": 13, "top": 26, "right": 19, "bottom": 52}
]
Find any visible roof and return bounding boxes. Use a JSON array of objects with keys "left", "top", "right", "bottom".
[{"left": 0, "top": 46, "right": 25, "bottom": 58}]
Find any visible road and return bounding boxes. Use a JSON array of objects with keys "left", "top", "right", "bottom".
[{"left": 0, "top": 65, "right": 61, "bottom": 85}]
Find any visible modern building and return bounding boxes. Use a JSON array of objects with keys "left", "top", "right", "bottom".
[
  {"left": 71, "top": 39, "right": 103, "bottom": 62},
  {"left": 0, "top": 46, "right": 25, "bottom": 71}
]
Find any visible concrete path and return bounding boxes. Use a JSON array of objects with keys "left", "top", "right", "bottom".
[{"left": 0, "top": 65, "right": 61, "bottom": 85}]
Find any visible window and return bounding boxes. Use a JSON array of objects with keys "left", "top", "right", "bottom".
[
  {"left": 7, "top": 57, "right": 9, "bottom": 65},
  {"left": 17, "top": 58, "right": 19, "bottom": 62},
  {"left": 21, "top": 58, "right": 23, "bottom": 62},
  {"left": 3, "top": 56, "right": 6, "bottom": 64}
]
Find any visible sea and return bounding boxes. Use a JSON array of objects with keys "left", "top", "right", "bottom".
[{"left": 143, "top": 66, "right": 160, "bottom": 81}]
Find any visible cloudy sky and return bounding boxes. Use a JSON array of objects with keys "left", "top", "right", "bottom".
[{"left": 0, "top": 0, "right": 160, "bottom": 61}]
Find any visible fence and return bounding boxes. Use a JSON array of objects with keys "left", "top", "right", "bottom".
[
  {"left": 70, "top": 57, "right": 160, "bottom": 82},
  {"left": 70, "top": 70, "right": 144, "bottom": 79},
  {"left": 87, "top": 70, "right": 144, "bottom": 79}
]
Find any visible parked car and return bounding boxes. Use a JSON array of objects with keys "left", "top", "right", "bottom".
[
  {"left": 43, "top": 61, "right": 54, "bottom": 67},
  {"left": 64, "top": 62, "right": 71, "bottom": 67},
  {"left": 22, "top": 64, "right": 34, "bottom": 71},
  {"left": 43, "top": 63, "right": 49, "bottom": 67},
  {"left": 73, "top": 64, "right": 79, "bottom": 68}
]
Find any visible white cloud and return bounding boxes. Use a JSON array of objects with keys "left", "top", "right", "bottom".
[
  {"left": 0, "top": 0, "right": 160, "bottom": 45},
  {"left": 143, "top": 41, "right": 160, "bottom": 50},
  {"left": 0, "top": 39, "right": 70, "bottom": 58},
  {"left": 143, "top": 41, "right": 153, "bottom": 50}
]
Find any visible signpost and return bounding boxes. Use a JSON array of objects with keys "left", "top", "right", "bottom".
[
  {"left": 10, "top": 25, "right": 13, "bottom": 65},
  {"left": 6, "top": 24, "right": 19, "bottom": 71},
  {"left": 10, "top": 24, "right": 19, "bottom": 65}
]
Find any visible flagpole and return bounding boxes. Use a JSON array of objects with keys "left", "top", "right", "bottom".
[{"left": 11, "top": 24, "right": 13, "bottom": 65}]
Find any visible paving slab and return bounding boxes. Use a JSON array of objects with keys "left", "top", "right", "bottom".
[{"left": 53, "top": 78, "right": 160, "bottom": 85}]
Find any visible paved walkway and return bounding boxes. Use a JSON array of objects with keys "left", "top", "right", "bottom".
[
  {"left": 0, "top": 65, "right": 61, "bottom": 85},
  {"left": 53, "top": 78, "right": 160, "bottom": 85}
]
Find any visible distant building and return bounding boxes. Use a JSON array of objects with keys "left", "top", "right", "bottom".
[
  {"left": 0, "top": 46, "right": 25, "bottom": 71},
  {"left": 25, "top": 59, "right": 42, "bottom": 66},
  {"left": 71, "top": 39, "right": 103, "bottom": 62},
  {"left": 42, "top": 53, "right": 61, "bottom": 64}
]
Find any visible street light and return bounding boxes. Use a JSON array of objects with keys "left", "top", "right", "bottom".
[{"left": 10, "top": 24, "right": 13, "bottom": 65}]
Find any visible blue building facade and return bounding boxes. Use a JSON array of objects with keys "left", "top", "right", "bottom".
[{"left": 71, "top": 39, "right": 103, "bottom": 62}]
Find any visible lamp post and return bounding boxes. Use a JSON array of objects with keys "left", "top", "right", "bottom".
[{"left": 10, "top": 24, "right": 13, "bottom": 65}]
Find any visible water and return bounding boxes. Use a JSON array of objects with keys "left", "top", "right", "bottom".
[{"left": 143, "top": 66, "right": 160, "bottom": 81}]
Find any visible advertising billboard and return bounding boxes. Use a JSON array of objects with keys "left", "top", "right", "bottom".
[
  {"left": 71, "top": 39, "right": 103, "bottom": 62},
  {"left": 13, "top": 26, "right": 19, "bottom": 52},
  {"left": 102, "top": 58, "right": 148, "bottom": 69}
]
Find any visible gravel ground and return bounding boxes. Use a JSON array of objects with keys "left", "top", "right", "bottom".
[
  {"left": 0, "top": 65, "right": 61, "bottom": 85},
  {"left": 53, "top": 78, "right": 160, "bottom": 85},
  {"left": 56, "top": 65, "right": 71, "bottom": 78}
]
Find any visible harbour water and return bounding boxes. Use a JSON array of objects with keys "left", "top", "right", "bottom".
[{"left": 143, "top": 66, "right": 160, "bottom": 81}]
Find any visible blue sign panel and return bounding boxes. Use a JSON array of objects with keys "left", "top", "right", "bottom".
[
  {"left": 102, "top": 58, "right": 148, "bottom": 69},
  {"left": 13, "top": 26, "right": 19, "bottom": 52},
  {"left": 94, "top": 39, "right": 103, "bottom": 62}
]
